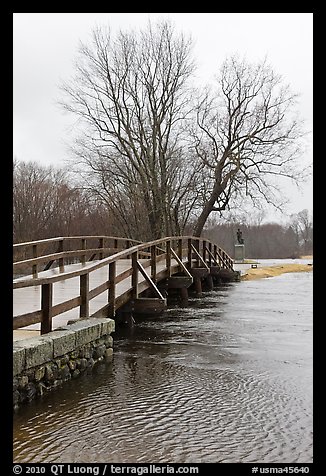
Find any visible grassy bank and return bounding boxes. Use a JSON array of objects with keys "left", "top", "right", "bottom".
[{"left": 242, "top": 263, "right": 313, "bottom": 281}]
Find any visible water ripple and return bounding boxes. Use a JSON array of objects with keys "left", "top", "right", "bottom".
[{"left": 14, "top": 272, "right": 312, "bottom": 463}]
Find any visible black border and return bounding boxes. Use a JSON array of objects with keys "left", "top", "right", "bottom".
[{"left": 9, "top": 9, "right": 317, "bottom": 474}]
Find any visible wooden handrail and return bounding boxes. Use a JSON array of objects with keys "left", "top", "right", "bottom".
[
  {"left": 13, "top": 236, "right": 142, "bottom": 278},
  {"left": 13, "top": 236, "right": 233, "bottom": 288},
  {"left": 14, "top": 248, "right": 128, "bottom": 269},
  {"left": 13, "top": 235, "right": 141, "bottom": 249}
]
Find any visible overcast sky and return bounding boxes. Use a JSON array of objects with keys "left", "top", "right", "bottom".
[{"left": 13, "top": 12, "right": 313, "bottom": 222}]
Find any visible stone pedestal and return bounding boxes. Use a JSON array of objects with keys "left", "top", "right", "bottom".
[{"left": 234, "top": 244, "right": 245, "bottom": 263}]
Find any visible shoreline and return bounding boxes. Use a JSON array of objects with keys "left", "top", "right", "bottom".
[{"left": 241, "top": 263, "right": 313, "bottom": 281}]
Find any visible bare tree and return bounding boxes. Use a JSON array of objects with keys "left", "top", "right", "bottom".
[
  {"left": 13, "top": 160, "right": 116, "bottom": 243},
  {"left": 190, "top": 56, "right": 310, "bottom": 237},
  {"left": 13, "top": 160, "right": 68, "bottom": 242},
  {"left": 290, "top": 209, "right": 313, "bottom": 256},
  {"left": 60, "top": 20, "right": 196, "bottom": 239}
]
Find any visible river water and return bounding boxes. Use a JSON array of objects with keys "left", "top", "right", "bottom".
[{"left": 13, "top": 271, "right": 313, "bottom": 464}]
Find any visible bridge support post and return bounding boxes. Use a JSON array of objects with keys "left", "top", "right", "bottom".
[
  {"left": 205, "top": 274, "right": 214, "bottom": 291},
  {"left": 116, "top": 308, "right": 135, "bottom": 327},
  {"left": 179, "top": 287, "right": 188, "bottom": 307},
  {"left": 194, "top": 277, "right": 202, "bottom": 296},
  {"left": 125, "top": 313, "right": 135, "bottom": 327},
  {"left": 214, "top": 276, "right": 222, "bottom": 287}
]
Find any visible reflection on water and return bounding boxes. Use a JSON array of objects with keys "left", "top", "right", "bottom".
[{"left": 13, "top": 272, "right": 313, "bottom": 463}]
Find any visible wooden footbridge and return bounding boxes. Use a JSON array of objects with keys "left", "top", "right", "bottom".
[{"left": 13, "top": 236, "right": 238, "bottom": 334}]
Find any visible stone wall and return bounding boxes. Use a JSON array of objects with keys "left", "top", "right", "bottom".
[{"left": 13, "top": 318, "right": 115, "bottom": 410}]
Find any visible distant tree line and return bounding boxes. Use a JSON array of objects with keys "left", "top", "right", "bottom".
[
  {"left": 13, "top": 159, "right": 312, "bottom": 258},
  {"left": 203, "top": 211, "right": 313, "bottom": 259},
  {"left": 13, "top": 160, "right": 116, "bottom": 242}
]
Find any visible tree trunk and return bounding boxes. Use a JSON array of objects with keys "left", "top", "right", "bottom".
[
  {"left": 193, "top": 206, "right": 211, "bottom": 237},
  {"left": 193, "top": 182, "right": 223, "bottom": 237}
]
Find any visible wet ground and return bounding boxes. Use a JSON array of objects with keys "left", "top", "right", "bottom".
[{"left": 13, "top": 270, "right": 313, "bottom": 463}]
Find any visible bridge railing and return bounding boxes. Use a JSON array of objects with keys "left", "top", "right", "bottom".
[
  {"left": 13, "top": 235, "right": 141, "bottom": 278},
  {"left": 13, "top": 236, "right": 234, "bottom": 334}
]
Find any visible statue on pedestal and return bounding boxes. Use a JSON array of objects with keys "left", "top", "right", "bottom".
[{"left": 236, "top": 228, "right": 244, "bottom": 244}]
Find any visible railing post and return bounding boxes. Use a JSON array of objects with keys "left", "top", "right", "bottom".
[
  {"left": 41, "top": 283, "right": 52, "bottom": 334},
  {"left": 219, "top": 248, "right": 222, "bottom": 267},
  {"left": 188, "top": 238, "right": 192, "bottom": 269},
  {"left": 114, "top": 239, "right": 118, "bottom": 250},
  {"left": 166, "top": 240, "right": 171, "bottom": 277},
  {"left": 58, "top": 239, "right": 64, "bottom": 272},
  {"left": 108, "top": 261, "right": 116, "bottom": 318},
  {"left": 81, "top": 238, "right": 86, "bottom": 264},
  {"left": 126, "top": 240, "right": 131, "bottom": 259},
  {"left": 80, "top": 273, "right": 89, "bottom": 318},
  {"left": 202, "top": 240, "right": 207, "bottom": 266},
  {"left": 131, "top": 251, "right": 138, "bottom": 299},
  {"left": 99, "top": 237, "right": 104, "bottom": 260},
  {"left": 178, "top": 239, "right": 183, "bottom": 259},
  {"left": 222, "top": 250, "right": 226, "bottom": 268},
  {"left": 195, "top": 239, "right": 200, "bottom": 267},
  {"left": 151, "top": 245, "right": 157, "bottom": 283},
  {"left": 32, "top": 244, "right": 38, "bottom": 278},
  {"left": 178, "top": 238, "right": 183, "bottom": 273},
  {"left": 214, "top": 245, "right": 218, "bottom": 265},
  {"left": 208, "top": 242, "right": 212, "bottom": 267}
]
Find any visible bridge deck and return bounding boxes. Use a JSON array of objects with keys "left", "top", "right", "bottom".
[{"left": 13, "top": 258, "right": 182, "bottom": 333}]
